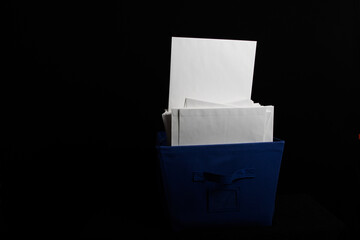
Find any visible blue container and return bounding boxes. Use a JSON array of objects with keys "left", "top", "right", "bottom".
[{"left": 156, "top": 132, "right": 285, "bottom": 231}]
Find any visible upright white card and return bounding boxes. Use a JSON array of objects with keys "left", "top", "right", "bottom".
[{"left": 168, "top": 37, "right": 257, "bottom": 110}]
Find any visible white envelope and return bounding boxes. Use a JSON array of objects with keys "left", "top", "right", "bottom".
[
  {"left": 264, "top": 106, "right": 274, "bottom": 142},
  {"left": 169, "top": 105, "right": 273, "bottom": 146}
]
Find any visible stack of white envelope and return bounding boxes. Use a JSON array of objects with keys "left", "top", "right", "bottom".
[{"left": 162, "top": 37, "right": 273, "bottom": 146}]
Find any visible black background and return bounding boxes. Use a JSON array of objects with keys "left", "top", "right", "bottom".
[{"left": 3, "top": 1, "right": 360, "bottom": 237}]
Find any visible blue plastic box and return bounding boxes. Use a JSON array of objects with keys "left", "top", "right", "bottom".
[{"left": 156, "top": 132, "right": 285, "bottom": 231}]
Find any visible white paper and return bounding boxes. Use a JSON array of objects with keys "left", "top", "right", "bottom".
[
  {"left": 228, "top": 99, "right": 261, "bottom": 107},
  {"left": 168, "top": 37, "right": 257, "bottom": 110},
  {"left": 184, "top": 98, "right": 234, "bottom": 108},
  {"left": 184, "top": 98, "right": 260, "bottom": 108}
]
